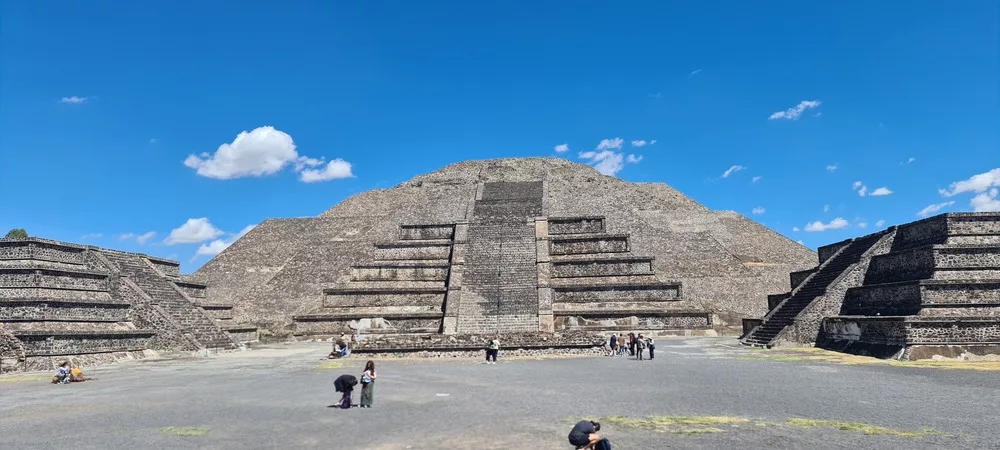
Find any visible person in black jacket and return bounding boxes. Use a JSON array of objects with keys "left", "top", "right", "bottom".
[{"left": 334, "top": 374, "right": 358, "bottom": 409}]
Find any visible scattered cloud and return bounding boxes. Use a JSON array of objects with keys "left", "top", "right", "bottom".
[
  {"left": 59, "top": 96, "right": 89, "bottom": 104},
  {"left": 804, "top": 217, "right": 849, "bottom": 232},
  {"left": 118, "top": 233, "right": 136, "bottom": 241},
  {"left": 193, "top": 224, "right": 256, "bottom": 260},
  {"left": 136, "top": 231, "right": 156, "bottom": 244},
  {"left": 971, "top": 188, "right": 1000, "bottom": 212},
  {"left": 917, "top": 201, "right": 955, "bottom": 217},
  {"left": 299, "top": 159, "right": 354, "bottom": 183},
  {"left": 184, "top": 126, "right": 352, "bottom": 183},
  {"left": 752, "top": 176, "right": 762, "bottom": 183},
  {"left": 904, "top": 157, "right": 915, "bottom": 164},
  {"left": 649, "top": 140, "right": 657, "bottom": 145},
  {"left": 626, "top": 154, "right": 643, "bottom": 164},
  {"left": 870, "top": 187, "right": 893, "bottom": 196},
  {"left": 857, "top": 222, "right": 868, "bottom": 229},
  {"left": 630, "top": 140, "right": 648, "bottom": 147},
  {"left": 858, "top": 186, "right": 868, "bottom": 197},
  {"left": 649, "top": 92, "right": 662, "bottom": 99},
  {"left": 149, "top": 138, "right": 159, "bottom": 144},
  {"left": 875, "top": 219, "right": 886, "bottom": 227},
  {"left": 939, "top": 168, "right": 1000, "bottom": 197},
  {"left": 752, "top": 207, "right": 766, "bottom": 215},
  {"left": 165, "top": 218, "right": 224, "bottom": 245},
  {"left": 792, "top": 227, "right": 800, "bottom": 232},
  {"left": 823, "top": 204, "right": 830, "bottom": 213},
  {"left": 722, "top": 165, "right": 745, "bottom": 178},
  {"left": 554, "top": 143, "right": 569, "bottom": 153},
  {"left": 852, "top": 181, "right": 863, "bottom": 190},
  {"left": 579, "top": 150, "right": 625, "bottom": 176},
  {"left": 826, "top": 164, "right": 838, "bottom": 172},
  {"left": 768, "top": 100, "right": 821, "bottom": 120},
  {"left": 689, "top": 69, "right": 702, "bottom": 76},
  {"left": 81, "top": 233, "right": 102, "bottom": 239},
  {"left": 596, "top": 138, "right": 624, "bottom": 151}
]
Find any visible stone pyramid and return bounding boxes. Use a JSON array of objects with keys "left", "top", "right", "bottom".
[{"left": 192, "top": 158, "right": 816, "bottom": 337}]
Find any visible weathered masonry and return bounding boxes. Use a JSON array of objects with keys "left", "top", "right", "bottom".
[
  {"left": 742, "top": 213, "right": 1000, "bottom": 360},
  {"left": 0, "top": 238, "right": 256, "bottom": 372},
  {"left": 292, "top": 181, "right": 712, "bottom": 339},
  {"left": 194, "top": 158, "right": 817, "bottom": 345}
]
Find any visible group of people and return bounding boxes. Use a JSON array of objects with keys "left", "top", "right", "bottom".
[
  {"left": 51, "top": 361, "right": 86, "bottom": 384},
  {"left": 333, "top": 360, "right": 377, "bottom": 409},
  {"left": 607, "top": 332, "right": 655, "bottom": 360}
]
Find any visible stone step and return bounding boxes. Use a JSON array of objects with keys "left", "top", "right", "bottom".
[
  {"left": 351, "top": 264, "right": 449, "bottom": 282},
  {"left": 398, "top": 224, "right": 455, "bottom": 241},
  {"left": 866, "top": 244, "right": 1000, "bottom": 284},
  {"left": 546, "top": 216, "right": 606, "bottom": 235},
  {"left": 549, "top": 233, "right": 630, "bottom": 255},
  {"left": 553, "top": 282, "right": 682, "bottom": 302},
  {"left": 551, "top": 256, "right": 655, "bottom": 278}
]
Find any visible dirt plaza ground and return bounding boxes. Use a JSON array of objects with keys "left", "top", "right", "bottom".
[{"left": 2, "top": 337, "right": 999, "bottom": 449}]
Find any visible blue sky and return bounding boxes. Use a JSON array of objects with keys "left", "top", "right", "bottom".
[{"left": 1, "top": 1, "right": 997, "bottom": 273}]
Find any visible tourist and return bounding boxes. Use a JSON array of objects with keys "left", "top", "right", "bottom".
[
  {"left": 618, "top": 334, "right": 627, "bottom": 357},
  {"left": 568, "top": 420, "right": 609, "bottom": 449},
  {"left": 647, "top": 337, "right": 655, "bottom": 360},
  {"left": 628, "top": 333, "right": 636, "bottom": 356},
  {"left": 51, "top": 361, "right": 71, "bottom": 384},
  {"left": 485, "top": 338, "right": 499, "bottom": 364},
  {"left": 360, "top": 361, "right": 376, "bottom": 408},
  {"left": 636, "top": 334, "right": 646, "bottom": 361},
  {"left": 608, "top": 333, "right": 617, "bottom": 357},
  {"left": 333, "top": 374, "right": 358, "bottom": 409}
]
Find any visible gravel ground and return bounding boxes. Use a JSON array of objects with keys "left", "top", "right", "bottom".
[{"left": 2, "top": 338, "right": 998, "bottom": 449}]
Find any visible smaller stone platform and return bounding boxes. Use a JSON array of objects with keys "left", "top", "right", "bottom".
[{"left": 351, "top": 331, "right": 604, "bottom": 353}]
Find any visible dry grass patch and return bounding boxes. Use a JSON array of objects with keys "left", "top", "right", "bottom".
[
  {"left": 159, "top": 427, "right": 210, "bottom": 437},
  {"left": 601, "top": 415, "right": 749, "bottom": 435},
  {"left": 316, "top": 361, "right": 344, "bottom": 370},
  {"left": 744, "top": 346, "right": 1000, "bottom": 371},
  {"left": 0, "top": 376, "right": 51, "bottom": 383},
  {"left": 787, "top": 418, "right": 939, "bottom": 438}
]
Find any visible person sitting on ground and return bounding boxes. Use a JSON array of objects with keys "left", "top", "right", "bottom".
[
  {"left": 568, "top": 420, "right": 603, "bottom": 449},
  {"left": 333, "top": 374, "right": 358, "bottom": 409},
  {"left": 69, "top": 367, "right": 86, "bottom": 382},
  {"left": 51, "top": 361, "right": 71, "bottom": 384}
]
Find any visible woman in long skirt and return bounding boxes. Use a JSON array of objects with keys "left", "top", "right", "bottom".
[{"left": 360, "top": 360, "right": 377, "bottom": 408}]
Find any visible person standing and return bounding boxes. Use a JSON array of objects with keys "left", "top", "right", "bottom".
[
  {"left": 360, "top": 361, "right": 377, "bottom": 408},
  {"left": 647, "top": 337, "right": 656, "bottom": 360},
  {"left": 608, "top": 334, "right": 617, "bottom": 357},
  {"left": 486, "top": 338, "right": 500, "bottom": 364},
  {"left": 636, "top": 334, "right": 646, "bottom": 361},
  {"left": 628, "top": 333, "right": 636, "bottom": 356}
]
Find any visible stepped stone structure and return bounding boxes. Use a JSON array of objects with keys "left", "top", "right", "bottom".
[
  {"left": 193, "top": 158, "right": 816, "bottom": 349},
  {"left": 741, "top": 213, "right": 1000, "bottom": 360},
  {"left": 0, "top": 238, "right": 254, "bottom": 372}
]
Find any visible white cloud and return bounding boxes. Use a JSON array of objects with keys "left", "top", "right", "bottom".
[
  {"left": 117, "top": 233, "right": 135, "bottom": 241},
  {"left": 792, "top": 227, "right": 800, "bottom": 232},
  {"left": 971, "top": 188, "right": 1000, "bottom": 212},
  {"left": 870, "top": 187, "right": 893, "bottom": 196},
  {"left": 852, "top": 181, "right": 863, "bottom": 190},
  {"left": 299, "top": 159, "right": 354, "bottom": 183},
  {"left": 917, "top": 201, "right": 955, "bottom": 217},
  {"left": 823, "top": 204, "right": 830, "bottom": 213},
  {"left": 649, "top": 140, "right": 657, "bottom": 145},
  {"left": 752, "top": 207, "right": 765, "bottom": 215},
  {"left": 59, "top": 96, "right": 88, "bottom": 104},
  {"left": 579, "top": 150, "right": 625, "bottom": 176},
  {"left": 81, "top": 233, "right": 102, "bottom": 239},
  {"left": 722, "top": 165, "right": 745, "bottom": 178},
  {"left": 554, "top": 144, "right": 569, "bottom": 153},
  {"left": 631, "top": 140, "right": 647, "bottom": 147},
  {"left": 626, "top": 154, "right": 643, "bottom": 164},
  {"left": 939, "top": 168, "right": 1000, "bottom": 197},
  {"left": 858, "top": 186, "right": 868, "bottom": 197},
  {"left": 689, "top": 69, "right": 702, "bottom": 76},
  {"left": 752, "top": 176, "right": 762, "bottom": 183},
  {"left": 804, "top": 217, "right": 849, "bottom": 232},
  {"left": 857, "top": 222, "right": 868, "bottom": 229},
  {"left": 165, "top": 218, "right": 224, "bottom": 245},
  {"left": 768, "top": 100, "right": 821, "bottom": 120},
  {"left": 826, "top": 164, "right": 838, "bottom": 172},
  {"left": 596, "top": 138, "right": 624, "bottom": 151},
  {"left": 193, "top": 224, "right": 256, "bottom": 260},
  {"left": 149, "top": 138, "right": 159, "bottom": 144},
  {"left": 136, "top": 231, "right": 156, "bottom": 244},
  {"left": 875, "top": 219, "right": 886, "bottom": 227},
  {"left": 183, "top": 126, "right": 352, "bottom": 183},
  {"left": 906, "top": 157, "right": 915, "bottom": 164}
]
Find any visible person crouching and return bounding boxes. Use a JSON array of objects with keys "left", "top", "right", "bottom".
[
  {"left": 51, "top": 361, "right": 71, "bottom": 384},
  {"left": 334, "top": 374, "right": 358, "bottom": 409}
]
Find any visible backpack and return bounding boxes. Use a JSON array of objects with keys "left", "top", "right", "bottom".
[{"left": 595, "top": 438, "right": 612, "bottom": 450}]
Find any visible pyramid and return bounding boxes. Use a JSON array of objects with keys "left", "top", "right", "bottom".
[{"left": 192, "top": 158, "right": 816, "bottom": 339}]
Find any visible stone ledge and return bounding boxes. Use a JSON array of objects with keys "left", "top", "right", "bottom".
[
  {"left": 293, "top": 311, "right": 444, "bottom": 321},
  {"left": 0, "top": 284, "right": 110, "bottom": 293},
  {"left": 373, "top": 240, "right": 453, "bottom": 248},
  {"left": 322, "top": 286, "right": 448, "bottom": 295},
  {"left": 11, "top": 330, "right": 156, "bottom": 337},
  {"left": 549, "top": 233, "right": 629, "bottom": 242},
  {"left": 174, "top": 280, "right": 207, "bottom": 289},
  {"left": 351, "top": 331, "right": 603, "bottom": 352},
  {"left": 223, "top": 325, "right": 258, "bottom": 333},
  {"left": 550, "top": 255, "right": 654, "bottom": 263},
  {"left": 196, "top": 302, "right": 234, "bottom": 309},
  {"left": 552, "top": 282, "right": 682, "bottom": 291},
  {"left": 0, "top": 298, "right": 131, "bottom": 307},
  {"left": 0, "top": 266, "right": 109, "bottom": 277},
  {"left": 553, "top": 309, "right": 710, "bottom": 318},
  {"left": 352, "top": 262, "right": 451, "bottom": 269}
]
